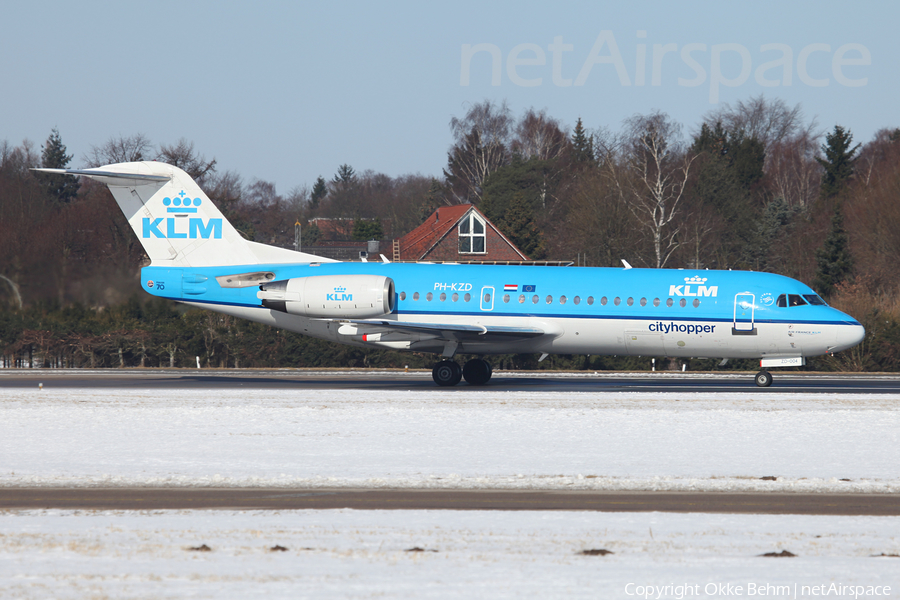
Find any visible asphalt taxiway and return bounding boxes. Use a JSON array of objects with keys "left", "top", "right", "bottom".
[
  {"left": 1, "top": 368, "right": 899, "bottom": 393},
  {"left": 2, "top": 488, "right": 899, "bottom": 515}
]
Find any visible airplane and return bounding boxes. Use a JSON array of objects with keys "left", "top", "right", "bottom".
[{"left": 34, "top": 162, "right": 866, "bottom": 387}]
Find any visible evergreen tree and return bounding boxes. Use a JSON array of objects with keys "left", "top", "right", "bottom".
[
  {"left": 39, "top": 128, "right": 80, "bottom": 203},
  {"left": 571, "top": 118, "right": 595, "bottom": 165},
  {"left": 480, "top": 156, "right": 555, "bottom": 259},
  {"left": 690, "top": 122, "right": 765, "bottom": 268},
  {"left": 420, "top": 178, "right": 445, "bottom": 222},
  {"left": 332, "top": 164, "right": 357, "bottom": 188},
  {"left": 813, "top": 206, "right": 853, "bottom": 298},
  {"left": 745, "top": 197, "right": 796, "bottom": 270},
  {"left": 502, "top": 190, "right": 546, "bottom": 259},
  {"left": 351, "top": 217, "right": 383, "bottom": 241},
  {"left": 309, "top": 176, "right": 327, "bottom": 209},
  {"left": 816, "top": 125, "right": 860, "bottom": 199}
]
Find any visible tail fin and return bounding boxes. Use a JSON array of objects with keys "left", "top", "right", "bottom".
[{"left": 34, "top": 162, "right": 331, "bottom": 267}]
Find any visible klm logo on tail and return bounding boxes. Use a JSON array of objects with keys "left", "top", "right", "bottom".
[{"left": 141, "top": 192, "right": 222, "bottom": 239}]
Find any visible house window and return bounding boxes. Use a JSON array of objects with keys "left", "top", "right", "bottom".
[{"left": 458, "top": 213, "right": 486, "bottom": 254}]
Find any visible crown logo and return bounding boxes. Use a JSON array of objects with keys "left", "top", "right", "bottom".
[
  {"left": 685, "top": 276, "right": 708, "bottom": 284},
  {"left": 163, "top": 190, "right": 202, "bottom": 213},
  {"left": 334, "top": 286, "right": 347, "bottom": 293}
]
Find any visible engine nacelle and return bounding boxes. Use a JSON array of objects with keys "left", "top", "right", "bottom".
[{"left": 257, "top": 274, "right": 395, "bottom": 318}]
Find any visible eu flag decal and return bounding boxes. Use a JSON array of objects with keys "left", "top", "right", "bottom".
[{"left": 522, "top": 284, "right": 536, "bottom": 293}]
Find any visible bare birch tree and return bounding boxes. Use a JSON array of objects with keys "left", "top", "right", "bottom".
[
  {"left": 511, "top": 108, "right": 568, "bottom": 161},
  {"left": 605, "top": 111, "right": 695, "bottom": 268},
  {"left": 444, "top": 100, "right": 512, "bottom": 203}
]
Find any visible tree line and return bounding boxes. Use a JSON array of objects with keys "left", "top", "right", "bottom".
[{"left": 2, "top": 95, "right": 900, "bottom": 370}]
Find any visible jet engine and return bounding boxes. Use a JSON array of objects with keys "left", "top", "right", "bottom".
[{"left": 257, "top": 274, "right": 395, "bottom": 318}]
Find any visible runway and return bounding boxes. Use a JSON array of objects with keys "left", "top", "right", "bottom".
[
  {"left": 3, "top": 488, "right": 900, "bottom": 515},
  {"left": 2, "top": 368, "right": 899, "bottom": 393}
]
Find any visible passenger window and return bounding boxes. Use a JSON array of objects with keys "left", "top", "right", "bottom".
[
  {"left": 532, "top": 295, "right": 539, "bottom": 304},
  {"left": 776, "top": 294, "right": 787, "bottom": 308},
  {"left": 483, "top": 293, "right": 491, "bottom": 303},
  {"left": 426, "top": 292, "right": 433, "bottom": 301},
  {"left": 503, "top": 294, "right": 510, "bottom": 303},
  {"left": 400, "top": 292, "right": 406, "bottom": 301},
  {"left": 464, "top": 293, "right": 471, "bottom": 302},
  {"left": 440, "top": 292, "right": 446, "bottom": 301},
  {"left": 560, "top": 295, "right": 567, "bottom": 304},
  {"left": 600, "top": 296, "right": 606, "bottom": 306},
  {"left": 574, "top": 296, "right": 580, "bottom": 305},
  {"left": 546, "top": 295, "right": 553, "bottom": 304},
  {"left": 640, "top": 297, "right": 647, "bottom": 306},
  {"left": 679, "top": 298, "right": 686, "bottom": 307},
  {"left": 588, "top": 296, "right": 595, "bottom": 305},
  {"left": 626, "top": 297, "right": 634, "bottom": 306},
  {"left": 452, "top": 293, "right": 459, "bottom": 302},
  {"left": 666, "top": 298, "right": 673, "bottom": 307},
  {"left": 614, "top": 297, "right": 621, "bottom": 306},
  {"left": 413, "top": 292, "right": 419, "bottom": 301},
  {"left": 788, "top": 294, "right": 807, "bottom": 307},
  {"left": 518, "top": 294, "right": 525, "bottom": 304},
  {"left": 693, "top": 299, "right": 700, "bottom": 307},
  {"left": 653, "top": 298, "right": 660, "bottom": 307}
]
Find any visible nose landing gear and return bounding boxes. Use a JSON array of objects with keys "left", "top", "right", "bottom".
[{"left": 755, "top": 370, "right": 773, "bottom": 387}]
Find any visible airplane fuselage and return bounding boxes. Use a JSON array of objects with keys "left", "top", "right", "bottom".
[{"left": 141, "top": 261, "right": 864, "bottom": 361}]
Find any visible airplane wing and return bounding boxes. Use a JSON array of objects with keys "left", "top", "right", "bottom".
[{"left": 336, "top": 319, "right": 545, "bottom": 341}]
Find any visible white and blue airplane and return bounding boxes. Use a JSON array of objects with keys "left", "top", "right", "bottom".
[{"left": 36, "top": 162, "right": 865, "bottom": 387}]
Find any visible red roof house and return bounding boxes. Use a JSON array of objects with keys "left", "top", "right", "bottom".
[{"left": 392, "top": 204, "right": 529, "bottom": 263}]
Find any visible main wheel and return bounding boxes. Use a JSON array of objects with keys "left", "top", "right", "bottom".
[
  {"left": 432, "top": 360, "right": 462, "bottom": 386},
  {"left": 755, "top": 370, "right": 773, "bottom": 387},
  {"left": 463, "top": 359, "right": 492, "bottom": 385}
]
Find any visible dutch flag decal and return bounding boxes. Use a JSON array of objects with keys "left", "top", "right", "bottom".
[{"left": 504, "top": 284, "right": 517, "bottom": 292}]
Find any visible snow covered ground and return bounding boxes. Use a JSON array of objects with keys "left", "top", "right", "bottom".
[
  {"left": 1, "top": 384, "right": 899, "bottom": 598},
  {"left": 1, "top": 387, "right": 899, "bottom": 491},
  {"left": 1, "top": 509, "right": 898, "bottom": 599}
]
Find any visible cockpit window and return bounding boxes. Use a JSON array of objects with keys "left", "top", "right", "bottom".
[
  {"left": 803, "top": 294, "right": 826, "bottom": 306},
  {"left": 776, "top": 293, "right": 813, "bottom": 307},
  {"left": 788, "top": 294, "right": 807, "bottom": 307}
]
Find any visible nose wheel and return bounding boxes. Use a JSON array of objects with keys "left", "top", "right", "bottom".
[{"left": 755, "top": 370, "right": 773, "bottom": 387}]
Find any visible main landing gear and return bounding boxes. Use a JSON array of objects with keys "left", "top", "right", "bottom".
[
  {"left": 432, "top": 359, "right": 492, "bottom": 387},
  {"left": 755, "top": 370, "right": 773, "bottom": 387}
]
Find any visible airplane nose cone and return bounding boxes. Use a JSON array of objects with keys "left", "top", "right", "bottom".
[{"left": 833, "top": 323, "right": 865, "bottom": 352}]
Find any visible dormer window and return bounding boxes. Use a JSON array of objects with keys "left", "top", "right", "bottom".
[{"left": 459, "top": 212, "right": 486, "bottom": 253}]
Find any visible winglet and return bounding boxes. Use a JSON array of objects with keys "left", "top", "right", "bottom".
[{"left": 621, "top": 259, "right": 633, "bottom": 270}]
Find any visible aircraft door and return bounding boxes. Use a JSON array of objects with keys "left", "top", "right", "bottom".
[
  {"left": 733, "top": 292, "right": 756, "bottom": 334},
  {"left": 480, "top": 286, "right": 494, "bottom": 311}
]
